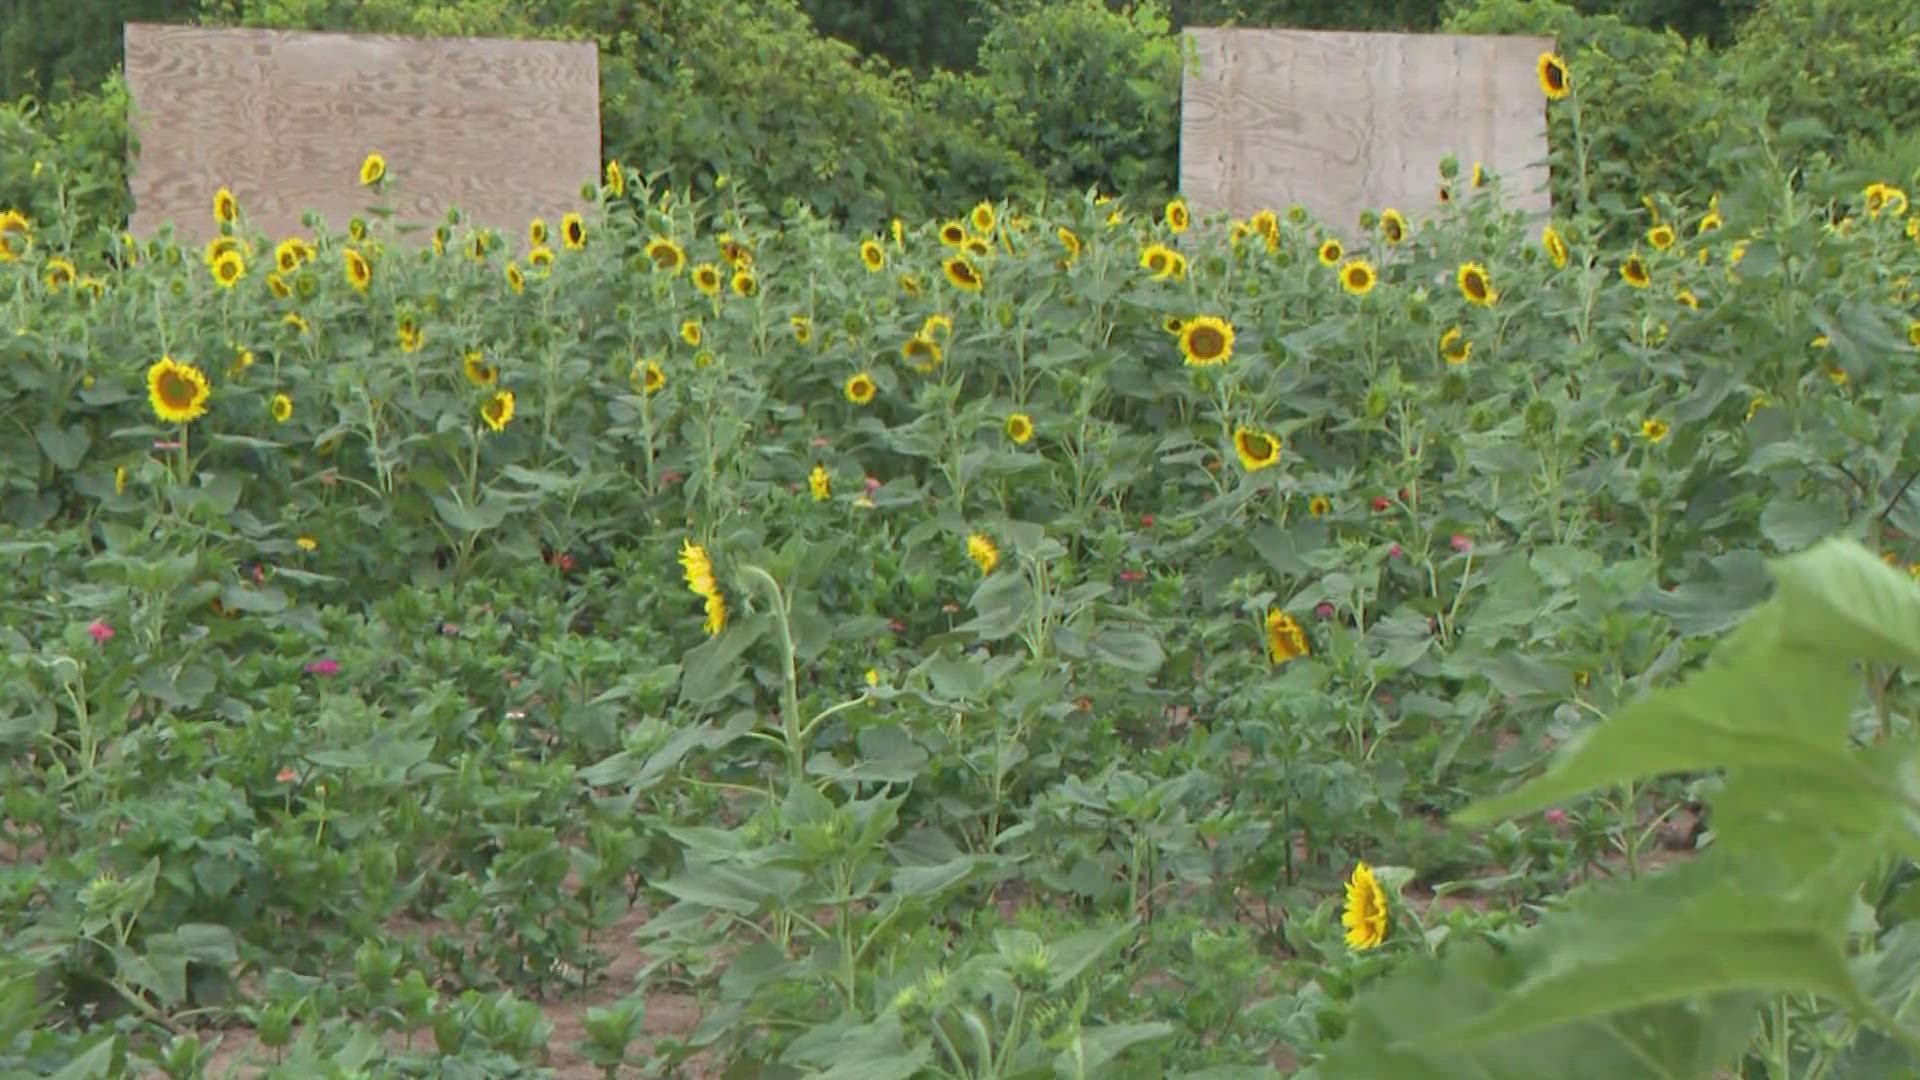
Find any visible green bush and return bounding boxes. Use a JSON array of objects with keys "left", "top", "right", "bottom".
[
  {"left": 0, "top": 80, "right": 136, "bottom": 262},
  {"left": 1723, "top": 0, "right": 1920, "bottom": 172}
]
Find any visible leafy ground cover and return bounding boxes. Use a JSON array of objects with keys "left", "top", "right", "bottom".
[{"left": 3, "top": 53, "right": 1920, "bottom": 1079}]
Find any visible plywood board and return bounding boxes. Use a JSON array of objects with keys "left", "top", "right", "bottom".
[
  {"left": 1181, "top": 28, "right": 1553, "bottom": 233},
  {"left": 125, "top": 23, "right": 600, "bottom": 244}
]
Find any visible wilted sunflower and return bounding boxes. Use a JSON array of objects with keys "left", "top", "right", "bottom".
[
  {"left": 146, "top": 356, "right": 211, "bottom": 425},
  {"left": 1308, "top": 495, "right": 1331, "bottom": 517},
  {"left": 730, "top": 269, "right": 758, "bottom": 297},
  {"left": 1537, "top": 52, "right": 1570, "bottom": 100},
  {"left": 1265, "top": 608, "right": 1309, "bottom": 665},
  {"left": 528, "top": 218, "right": 549, "bottom": 247},
  {"left": 210, "top": 250, "right": 246, "bottom": 288},
  {"left": 970, "top": 201, "right": 997, "bottom": 235},
  {"left": 505, "top": 262, "right": 525, "bottom": 293},
  {"left": 1439, "top": 327, "right": 1472, "bottom": 365},
  {"left": 1180, "top": 316, "right": 1235, "bottom": 367},
  {"left": 343, "top": 247, "right": 372, "bottom": 292},
  {"left": 1456, "top": 262, "right": 1497, "bottom": 306},
  {"left": 1317, "top": 238, "right": 1343, "bottom": 266},
  {"left": 646, "top": 237, "right": 687, "bottom": 274},
  {"left": 481, "top": 389, "right": 515, "bottom": 433},
  {"left": 901, "top": 335, "right": 943, "bottom": 373},
  {"left": 269, "top": 393, "right": 293, "bottom": 423},
  {"left": 809, "top": 463, "right": 830, "bottom": 501},
  {"left": 44, "top": 257, "right": 76, "bottom": 291},
  {"left": 942, "top": 256, "right": 983, "bottom": 292},
  {"left": 1541, "top": 225, "right": 1570, "bottom": 269},
  {"left": 966, "top": 533, "right": 999, "bottom": 575},
  {"left": 1233, "top": 427, "right": 1280, "bottom": 472},
  {"left": 213, "top": 186, "right": 239, "bottom": 224},
  {"left": 528, "top": 246, "right": 554, "bottom": 275},
  {"left": 463, "top": 350, "right": 498, "bottom": 387},
  {"left": 1342, "top": 862, "right": 1389, "bottom": 950},
  {"left": 604, "top": 159, "right": 625, "bottom": 197},
  {"left": 1165, "top": 197, "right": 1190, "bottom": 233},
  {"left": 718, "top": 236, "right": 752, "bottom": 268},
  {"left": 1641, "top": 417, "right": 1670, "bottom": 443},
  {"left": 360, "top": 152, "right": 386, "bottom": 187},
  {"left": 1620, "top": 254, "right": 1651, "bottom": 288},
  {"left": 1139, "top": 243, "right": 1179, "bottom": 280},
  {"left": 938, "top": 220, "right": 968, "bottom": 247},
  {"left": 688, "top": 262, "right": 722, "bottom": 296},
  {"left": 1339, "top": 259, "right": 1377, "bottom": 296},
  {"left": 680, "top": 320, "right": 702, "bottom": 347},
  {"left": 1057, "top": 226, "right": 1082, "bottom": 262},
  {"left": 1647, "top": 224, "right": 1676, "bottom": 251},
  {"left": 0, "top": 209, "right": 31, "bottom": 261},
  {"left": 561, "top": 213, "right": 587, "bottom": 250},
  {"left": 845, "top": 372, "right": 877, "bottom": 405},
  {"left": 860, "top": 238, "right": 886, "bottom": 272},
  {"left": 1379, "top": 208, "right": 1408, "bottom": 245},
  {"left": 1005, "top": 412, "right": 1035, "bottom": 445}
]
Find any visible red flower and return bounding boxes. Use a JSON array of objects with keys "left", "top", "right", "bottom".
[
  {"left": 1119, "top": 570, "right": 1145, "bottom": 584},
  {"left": 1140, "top": 513, "right": 1155, "bottom": 528},
  {"left": 87, "top": 620, "right": 114, "bottom": 644},
  {"left": 275, "top": 767, "right": 299, "bottom": 784},
  {"left": 1372, "top": 496, "right": 1390, "bottom": 512},
  {"left": 304, "top": 658, "right": 341, "bottom": 676}
]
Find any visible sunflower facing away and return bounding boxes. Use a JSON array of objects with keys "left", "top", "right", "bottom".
[
  {"left": 1379, "top": 208, "right": 1407, "bottom": 245},
  {"left": 860, "top": 238, "right": 886, "bottom": 272},
  {"left": 1179, "top": 316, "right": 1235, "bottom": 368},
  {"left": 1342, "top": 862, "right": 1389, "bottom": 950},
  {"left": 1439, "top": 327, "right": 1472, "bottom": 365},
  {"left": 942, "top": 256, "right": 983, "bottom": 292},
  {"left": 1537, "top": 52, "right": 1570, "bottom": 100},
  {"left": 360, "top": 152, "right": 387, "bottom": 187},
  {"left": 1165, "top": 197, "right": 1191, "bottom": 234},
  {"left": 1005, "top": 412, "right": 1035, "bottom": 445},
  {"left": 1456, "top": 262, "right": 1497, "bottom": 306},
  {"left": 691, "top": 262, "right": 722, "bottom": 296},
  {"left": 343, "top": 247, "right": 372, "bottom": 292},
  {"left": 646, "top": 237, "right": 686, "bottom": 274},
  {"left": 901, "top": 335, "right": 943, "bottom": 373},
  {"left": 604, "top": 159, "right": 625, "bottom": 197},
  {"left": 1541, "top": 225, "right": 1570, "bottom": 269},
  {"left": 213, "top": 186, "right": 239, "bottom": 224},
  {"left": 967, "top": 533, "right": 999, "bottom": 575},
  {"left": 481, "top": 390, "right": 516, "bottom": 433},
  {"left": 1620, "top": 254, "right": 1651, "bottom": 289},
  {"left": 1339, "top": 259, "right": 1377, "bottom": 296},
  {"left": 147, "top": 356, "right": 212, "bottom": 425},
  {"left": 561, "top": 213, "right": 587, "bottom": 250},
  {"left": 809, "top": 464, "right": 831, "bottom": 501},
  {"left": 679, "top": 539, "right": 719, "bottom": 599},
  {"left": 1233, "top": 427, "right": 1280, "bottom": 472},
  {"left": 845, "top": 372, "right": 877, "bottom": 405},
  {"left": 1317, "top": 238, "right": 1343, "bottom": 266},
  {"left": 1265, "top": 608, "right": 1309, "bottom": 665},
  {"left": 269, "top": 393, "right": 293, "bottom": 423},
  {"left": 463, "top": 350, "right": 498, "bottom": 387}
]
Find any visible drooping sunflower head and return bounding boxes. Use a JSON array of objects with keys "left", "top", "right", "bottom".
[
  {"left": 1339, "top": 259, "right": 1377, "bottom": 296},
  {"left": 646, "top": 237, "right": 687, "bottom": 274},
  {"left": 970, "top": 201, "right": 997, "bottom": 236},
  {"left": 0, "top": 209, "right": 31, "bottom": 261},
  {"left": 1537, "top": 52, "right": 1570, "bottom": 100},
  {"left": 146, "top": 356, "right": 212, "bottom": 425},
  {"left": 1005, "top": 412, "right": 1034, "bottom": 445},
  {"left": 1620, "top": 254, "right": 1651, "bottom": 289},
  {"left": 860, "top": 238, "right": 886, "bottom": 272},
  {"left": 730, "top": 269, "right": 758, "bottom": 298},
  {"left": 679, "top": 538, "right": 719, "bottom": 599},
  {"left": 266, "top": 271, "right": 292, "bottom": 298},
  {"left": 691, "top": 262, "right": 722, "bottom": 296},
  {"left": 942, "top": 256, "right": 983, "bottom": 292},
  {"left": 1647, "top": 224, "right": 1676, "bottom": 251},
  {"left": 1676, "top": 289, "right": 1701, "bottom": 311},
  {"left": 901, "top": 335, "right": 943, "bottom": 374},
  {"left": 1342, "top": 861, "right": 1389, "bottom": 950},
  {"left": 845, "top": 372, "right": 877, "bottom": 405},
  {"left": 213, "top": 186, "right": 239, "bottom": 224},
  {"left": 1265, "top": 608, "right": 1310, "bottom": 665},
  {"left": 210, "top": 250, "right": 246, "bottom": 289},
  {"left": 343, "top": 247, "right": 372, "bottom": 292},
  {"left": 528, "top": 246, "right": 555, "bottom": 274},
  {"left": 1317, "top": 238, "right": 1343, "bottom": 266},
  {"left": 269, "top": 393, "right": 293, "bottom": 423},
  {"left": 966, "top": 532, "right": 999, "bottom": 575},
  {"left": 809, "top": 463, "right": 831, "bottom": 501},
  {"left": 505, "top": 262, "right": 525, "bottom": 294},
  {"left": 1541, "top": 225, "right": 1570, "bottom": 269},
  {"left": 561, "top": 212, "right": 587, "bottom": 250},
  {"left": 1456, "top": 261, "right": 1496, "bottom": 306},
  {"left": 1379, "top": 208, "right": 1407, "bottom": 245},
  {"left": 360, "top": 152, "right": 387, "bottom": 187},
  {"left": 1179, "top": 316, "right": 1235, "bottom": 368},
  {"left": 1438, "top": 327, "right": 1472, "bottom": 365},
  {"left": 604, "top": 159, "right": 625, "bottom": 197},
  {"left": 1641, "top": 417, "right": 1670, "bottom": 443},
  {"left": 1057, "top": 226, "right": 1082, "bottom": 262},
  {"left": 1165, "top": 197, "right": 1190, "bottom": 233},
  {"left": 463, "top": 350, "right": 498, "bottom": 387},
  {"left": 480, "top": 389, "right": 516, "bottom": 433},
  {"left": 1233, "top": 427, "right": 1280, "bottom": 472}
]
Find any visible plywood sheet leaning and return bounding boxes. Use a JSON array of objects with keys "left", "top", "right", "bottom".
[
  {"left": 124, "top": 23, "right": 600, "bottom": 244},
  {"left": 1180, "top": 28, "right": 1553, "bottom": 234}
]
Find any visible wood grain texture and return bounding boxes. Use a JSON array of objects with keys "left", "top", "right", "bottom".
[
  {"left": 125, "top": 23, "right": 600, "bottom": 245},
  {"left": 1181, "top": 28, "right": 1553, "bottom": 235}
]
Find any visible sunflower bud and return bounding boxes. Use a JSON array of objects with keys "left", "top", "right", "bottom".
[
  {"left": 1524, "top": 399, "right": 1555, "bottom": 434},
  {"left": 1356, "top": 208, "right": 1378, "bottom": 231},
  {"left": 580, "top": 181, "right": 596, "bottom": 201},
  {"left": 1286, "top": 205, "right": 1308, "bottom": 224},
  {"left": 1637, "top": 473, "right": 1664, "bottom": 501},
  {"left": 1364, "top": 384, "right": 1391, "bottom": 419},
  {"left": 1438, "top": 154, "right": 1460, "bottom": 180}
]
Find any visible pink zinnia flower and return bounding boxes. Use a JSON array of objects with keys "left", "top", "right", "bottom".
[
  {"left": 1314, "top": 601, "right": 1335, "bottom": 619},
  {"left": 1388, "top": 543, "right": 1403, "bottom": 558},
  {"left": 864, "top": 475, "right": 882, "bottom": 495},
  {"left": 1545, "top": 808, "right": 1568, "bottom": 825},
  {"left": 275, "top": 767, "right": 299, "bottom": 784},
  {"left": 1140, "top": 513, "right": 1155, "bottom": 528},
  {"left": 304, "top": 658, "right": 341, "bottom": 676},
  {"left": 1450, "top": 534, "right": 1472, "bottom": 553},
  {"left": 87, "top": 620, "right": 114, "bottom": 644}
]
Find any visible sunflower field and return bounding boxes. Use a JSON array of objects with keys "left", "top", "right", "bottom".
[{"left": 7, "top": 45, "right": 1920, "bottom": 1079}]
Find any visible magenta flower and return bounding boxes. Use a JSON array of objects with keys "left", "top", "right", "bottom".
[
  {"left": 304, "top": 658, "right": 341, "bottom": 676},
  {"left": 1545, "top": 808, "right": 1568, "bottom": 825},
  {"left": 87, "top": 620, "right": 114, "bottom": 644},
  {"left": 1388, "top": 543, "right": 1403, "bottom": 559},
  {"left": 1314, "top": 601, "right": 1335, "bottom": 619},
  {"left": 152, "top": 439, "right": 183, "bottom": 451},
  {"left": 1450, "top": 534, "right": 1473, "bottom": 553}
]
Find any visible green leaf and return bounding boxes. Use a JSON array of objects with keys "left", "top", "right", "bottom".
[
  {"left": 1048, "top": 920, "right": 1139, "bottom": 993},
  {"left": 1766, "top": 539, "right": 1920, "bottom": 667},
  {"left": 1759, "top": 497, "right": 1846, "bottom": 552},
  {"left": 1053, "top": 1021, "right": 1174, "bottom": 1076},
  {"left": 891, "top": 855, "right": 985, "bottom": 898},
  {"left": 34, "top": 421, "right": 90, "bottom": 470},
  {"left": 1086, "top": 627, "right": 1164, "bottom": 674},
  {"left": 430, "top": 493, "right": 509, "bottom": 532},
  {"left": 677, "top": 615, "right": 770, "bottom": 706}
]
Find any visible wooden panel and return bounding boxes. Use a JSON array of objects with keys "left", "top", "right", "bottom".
[
  {"left": 125, "top": 23, "right": 600, "bottom": 244},
  {"left": 1181, "top": 28, "right": 1552, "bottom": 234}
]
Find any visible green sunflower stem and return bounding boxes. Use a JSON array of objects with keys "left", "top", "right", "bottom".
[{"left": 741, "top": 565, "right": 807, "bottom": 793}]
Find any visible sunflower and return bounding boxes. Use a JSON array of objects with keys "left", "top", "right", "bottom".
[
  {"left": 214, "top": 186, "right": 239, "bottom": 224},
  {"left": 938, "top": 220, "right": 967, "bottom": 247},
  {"left": 700, "top": 590, "right": 728, "bottom": 636},
  {"left": 1139, "top": 243, "right": 1179, "bottom": 279},
  {"left": 967, "top": 533, "right": 999, "bottom": 575},
  {"left": 1456, "top": 262, "right": 1497, "bottom": 306},
  {"left": 1308, "top": 495, "right": 1331, "bottom": 517},
  {"left": 210, "top": 250, "right": 246, "bottom": 288},
  {"left": 646, "top": 237, "right": 687, "bottom": 273},
  {"left": 921, "top": 313, "right": 953, "bottom": 340},
  {"left": 1005, "top": 412, "right": 1035, "bottom": 445},
  {"left": 146, "top": 356, "right": 212, "bottom": 425},
  {"left": 1342, "top": 862, "right": 1389, "bottom": 950},
  {"left": 1439, "top": 327, "right": 1472, "bottom": 365},
  {"left": 463, "top": 350, "right": 498, "bottom": 387},
  {"left": 1647, "top": 224, "right": 1676, "bottom": 251},
  {"left": 468, "top": 232, "right": 489, "bottom": 261},
  {"left": 0, "top": 209, "right": 30, "bottom": 261},
  {"left": 349, "top": 218, "right": 368, "bottom": 242},
  {"left": 1339, "top": 259, "right": 1376, "bottom": 296},
  {"left": 845, "top": 372, "right": 877, "bottom": 405},
  {"left": 791, "top": 314, "right": 814, "bottom": 344},
  {"left": 860, "top": 238, "right": 886, "bottom": 272},
  {"left": 505, "top": 262, "right": 525, "bottom": 294},
  {"left": 343, "top": 247, "right": 372, "bottom": 292},
  {"left": 1537, "top": 52, "right": 1570, "bottom": 100},
  {"left": 1316, "top": 238, "right": 1344, "bottom": 266},
  {"left": 274, "top": 237, "right": 312, "bottom": 273},
  {"left": 432, "top": 228, "right": 448, "bottom": 258},
  {"left": 561, "top": 212, "right": 587, "bottom": 250},
  {"left": 681, "top": 320, "right": 702, "bottom": 347},
  {"left": 1864, "top": 183, "right": 1909, "bottom": 218},
  {"left": 1698, "top": 209, "right": 1724, "bottom": 235},
  {"left": 269, "top": 393, "right": 293, "bottom": 423},
  {"left": 730, "top": 270, "right": 758, "bottom": 298},
  {"left": 1165, "top": 197, "right": 1191, "bottom": 233},
  {"left": 1676, "top": 289, "right": 1701, "bottom": 311},
  {"left": 528, "top": 218, "right": 549, "bottom": 247},
  {"left": 1909, "top": 321, "right": 1920, "bottom": 349},
  {"left": 1541, "top": 225, "right": 1570, "bottom": 269},
  {"left": 1641, "top": 417, "right": 1670, "bottom": 443},
  {"left": 899, "top": 273, "right": 923, "bottom": 297},
  {"left": 679, "top": 538, "right": 719, "bottom": 598},
  {"left": 718, "top": 236, "right": 752, "bottom": 269},
  {"left": 283, "top": 312, "right": 310, "bottom": 335},
  {"left": 1057, "top": 226, "right": 1082, "bottom": 262},
  {"left": 1620, "top": 254, "right": 1651, "bottom": 288},
  {"left": 970, "top": 201, "right": 997, "bottom": 235},
  {"left": 1233, "top": 427, "right": 1280, "bottom": 471},
  {"left": 1265, "top": 608, "right": 1310, "bottom": 665},
  {"left": 808, "top": 463, "right": 831, "bottom": 501},
  {"left": 265, "top": 272, "right": 291, "bottom": 298},
  {"left": 1163, "top": 315, "right": 1186, "bottom": 335},
  {"left": 686, "top": 261, "right": 721, "bottom": 296},
  {"left": 1379, "top": 208, "right": 1407, "bottom": 245},
  {"left": 890, "top": 218, "right": 905, "bottom": 248},
  {"left": 44, "top": 257, "right": 76, "bottom": 291},
  {"left": 114, "top": 466, "right": 127, "bottom": 495},
  {"left": 1180, "top": 316, "right": 1235, "bottom": 367},
  {"left": 528, "top": 246, "right": 554, "bottom": 275},
  {"left": 942, "top": 256, "right": 983, "bottom": 292},
  {"left": 228, "top": 347, "right": 254, "bottom": 377},
  {"left": 1471, "top": 162, "right": 1488, "bottom": 188},
  {"left": 397, "top": 316, "right": 424, "bottom": 354},
  {"left": 360, "top": 152, "right": 386, "bottom": 187},
  {"left": 604, "top": 159, "right": 625, "bottom": 197},
  {"left": 962, "top": 237, "right": 992, "bottom": 259},
  {"left": 481, "top": 390, "right": 515, "bottom": 433},
  {"left": 901, "top": 335, "right": 943, "bottom": 373},
  {"left": 694, "top": 350, "right": 716, "bottom": 369}
]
